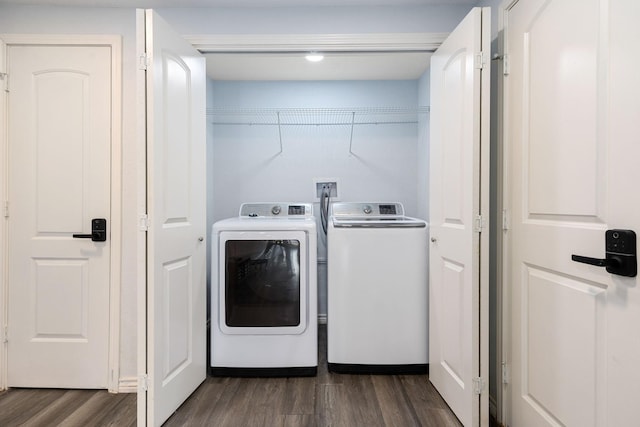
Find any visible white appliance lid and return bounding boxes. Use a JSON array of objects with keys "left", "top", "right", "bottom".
[{"left": 330, "top": 202, "right": 426, "bottom": 228}]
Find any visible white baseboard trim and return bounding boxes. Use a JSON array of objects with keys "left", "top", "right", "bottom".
[{"left": 118, "top": 376, "right": 137, "bottom": 393}]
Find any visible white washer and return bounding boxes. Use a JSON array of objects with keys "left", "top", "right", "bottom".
[
  {"left": 327, "top": 202, "right": 428, "bottom": 374},
  {"left": 211, "top": 202, "right": 317, "bottom": 376}
]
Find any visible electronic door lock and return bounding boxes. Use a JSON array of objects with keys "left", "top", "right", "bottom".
[
  {"left": 73, "top": 218, "right": 107, "bottom": 242},
  {"left": 572, "top": 229, "right": 636, "bottom": 277}
]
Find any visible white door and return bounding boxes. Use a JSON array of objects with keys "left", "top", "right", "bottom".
[
  {"left": 6, "top": 44, "right": 111, "bottom": 388},
  {"left": 505, "top": 0, "right": 640, "bottom": 425},
  {"left": 429, "top": 7, "right": 490, "bottom": 426},
  {"left": 143, "top": 9, "right": 207, "bottom": 427}
]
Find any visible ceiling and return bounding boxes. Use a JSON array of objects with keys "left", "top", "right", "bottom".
[
  {"left": 0, "top": 0, "right": 477, "bottom": 80},
  {"left": 204, "top": 51, "right": 432, "bottom": 81},
  {"left": 0, "top": 0, "right": 477, "bottom": 6}
]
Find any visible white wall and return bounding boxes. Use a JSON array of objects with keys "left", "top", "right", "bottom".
[
  {"left": 157, "top": 5, "right": 472, "bottom": 35},
  {"left": 206, "top": 78, "right": 216, "bottom": 323},
  {"left": 210, "top": 80, "right": 423, "bottom": 222},
  {"left": 417, "top": 70, "right": 430, "bottom": 221}
]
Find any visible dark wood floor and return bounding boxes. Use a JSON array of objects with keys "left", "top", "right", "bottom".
[
  {"left": 0, "top": 326, "right": 461, "bottom": 426},
  {"left": 0, "top": 387, "right": 136, "bottom": 427},
  {"left": 164, "top": 371, "right": 461, "bottom": 427}
]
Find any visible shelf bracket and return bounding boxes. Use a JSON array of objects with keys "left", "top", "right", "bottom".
[{"left": 349, "top": 111, "right": 356, "bottom": 155}]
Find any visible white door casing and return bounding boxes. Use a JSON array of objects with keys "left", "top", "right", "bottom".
[
  {"left": 3, "top": 38, "right": 122, "bottom": 390},
  {"left": 429, "top": 7, "right": 490, "bottom": 427},
  {"left": 0, "top": 37, "right": 6, "bottom": 390},
  {"left": 142, "top": 10, "right": 207, "bottom": 427},
  {"left": 505, "top": 0, "right": 640, "bottom": 425}
]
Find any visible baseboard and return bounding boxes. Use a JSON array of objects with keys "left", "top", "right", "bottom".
[{"left": 118, "top": 376, "right": 137, "bottom": 393}]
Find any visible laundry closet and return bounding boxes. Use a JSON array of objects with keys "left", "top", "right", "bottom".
[
  {"left": 207, "top": 76, "right": 431, "bottom": 319},
  {"left": 199, "top": 4, "right": 492, "bottom": 421}
]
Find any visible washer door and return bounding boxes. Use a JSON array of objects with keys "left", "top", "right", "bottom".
[{"left": 218, "top": 230, "right": 308, "bottom": 335}]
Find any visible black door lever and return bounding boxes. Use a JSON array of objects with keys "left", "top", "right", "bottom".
[
  {"left": 572, "top": 229, "right": 636, "bottom": 277},
  {"left": 571, "top": 254, "right": 608, "bottom": 267},
  {"left": 73, "top": 218, "right": 107, "bottom": 242}
]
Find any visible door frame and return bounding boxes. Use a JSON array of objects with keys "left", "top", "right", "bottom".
[
  {"left": 185, "top": 32, "right": 448, "bottom": 53},
  {"left": 491, "top": 3, "right": 509, "bottom": 425},
  {"left": 498, "top": 0, "right": 521, "bottom": 424},
  {"left": 0, "top": 34, "right": 123, "bottom": 392},
  {"left": 188, "top": 25, "right": 491, "bottom": 401}
]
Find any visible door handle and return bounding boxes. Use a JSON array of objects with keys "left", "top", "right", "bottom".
[
  {"left": 571, "top": 254, "right": 608, "bottom": 267},
  {"left": 73, "top": 218, "right": 107, "bottom": 242},
  {"left": 572, "top": 229, "right": 636, "bottom": 277}
]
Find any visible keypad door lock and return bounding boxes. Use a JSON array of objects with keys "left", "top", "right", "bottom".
[
  {"left": 73, "top": 218, "right": 107, "bottom": 242},
  {"left": 572, "top": 229, "right": 637, "bottom": 277}
]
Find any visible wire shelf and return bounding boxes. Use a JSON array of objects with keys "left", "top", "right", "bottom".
[
  {"left": 208, "top": 106, "right": 429, "bottom": 125},
  {"left": 207, "top": 106, "right": 430, "bottom": 154}
]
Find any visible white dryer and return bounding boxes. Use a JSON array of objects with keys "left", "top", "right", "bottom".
[
  {"left": 327, "top": 202, "right": 428, "bottom": 374},
  {"left": 211, "top": 203, "right": 317, "bottom": 376}
]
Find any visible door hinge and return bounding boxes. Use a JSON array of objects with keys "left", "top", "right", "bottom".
[
  {"left": 502, "top": 362, "right": 510, "bottom": 384},
  {"left": 138, "top": 213, "right": 149, "bottom": 231},
  {"left": 138, "top": 53, "right": 150, "bottom": 71},
  {"left": 472, "top": 377, "right": 486, "bottom": 395},
  {"left": 502, "top": 209, "right": 510, "bottom": 231},
  {"left": 0, "top": 72, "right": 7, "bottom": 92},
  {"left": 3, "top": 325, "right": 8, "bottom": 343},
  {"left": 3, "top": 201, "right": 8, "bottom": 218},
  {"left": 474, "top": 51, "right": 486, "bottom": 70},
  {"left": 474, "top": 214, "right": 485, "bottom": 233},
  {"left": 139, "top": 374, "right": 149, "bottom": 392}
]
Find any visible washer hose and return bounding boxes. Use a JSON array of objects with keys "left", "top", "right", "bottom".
[{"left": 320, "top": 183, "right": 332, "bottom": 235}]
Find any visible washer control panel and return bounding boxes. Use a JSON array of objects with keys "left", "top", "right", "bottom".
[{"left": 332, "top": 202, "right": 404, "bottom": 218}]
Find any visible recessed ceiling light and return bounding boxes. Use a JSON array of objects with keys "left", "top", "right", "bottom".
[{"left": 305, "top": 53, "right": 324, "bottom": 62}]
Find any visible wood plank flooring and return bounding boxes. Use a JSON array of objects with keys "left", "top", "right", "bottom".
[
  {"left": 0, "top": 388, "right": 136, "bottom": 427},
  {"left": 0, "top": 326, "right": 461, "bottom": 426}
]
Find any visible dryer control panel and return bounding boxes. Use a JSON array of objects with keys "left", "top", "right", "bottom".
[{"left": 240, "top": 203, "right": 314, "bottom": 218}]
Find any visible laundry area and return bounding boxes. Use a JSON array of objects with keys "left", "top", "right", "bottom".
[
  {"left": 205, "top": 41, "right": 436, "bottom": 378},
  {"left": 197, "top": 2, "right": 492, "bottom": 420},
  {"left": 204, "top": 10, "right": 443, "bottom": 376},
  {"left": 208, "top": 79, "right": 431, "bottom": 327}
]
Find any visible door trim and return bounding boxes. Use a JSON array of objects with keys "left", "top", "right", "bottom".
[
  {"left": 499, "top": 1, "right": 518, "bottom": 424},
  {"left": 0, "top": 34, "right": 122, "bottom": 392},
  {"left": 492, "top": 2, "right": 510, "bottom": 425},
  {"left": 185, "top": 32, "right": 449, "bottom": 53}
]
